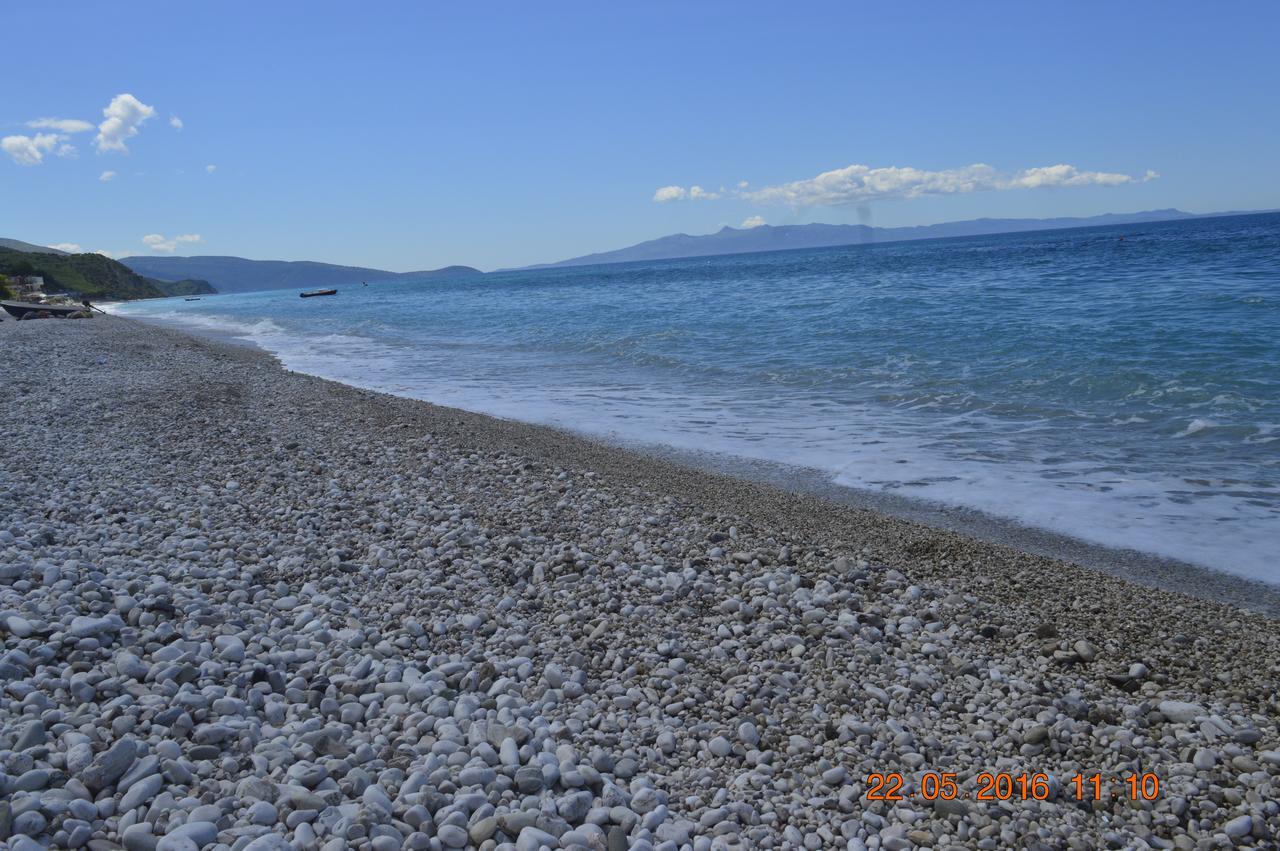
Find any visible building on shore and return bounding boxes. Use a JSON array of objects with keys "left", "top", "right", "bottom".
[{"left": 11, "top": 275, "right": 47, "bottom": 300}]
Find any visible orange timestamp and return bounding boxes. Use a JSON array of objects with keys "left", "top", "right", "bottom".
[{"left": 864, "top": 772, "right": 1161, "bottom": 802}]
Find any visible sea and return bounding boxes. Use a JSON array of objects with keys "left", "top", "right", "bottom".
[{"left": 113, "top": 213, "right": 1280, "bottom": 584}]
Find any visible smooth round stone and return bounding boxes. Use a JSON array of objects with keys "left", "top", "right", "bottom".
[
  {"left": 13, "top": 810, "right": 48, "bottom": 837},
  {"left": 458, "top": 765, "right": 495, "bottom": 787},
  {"left": 121, "top": 822, "right": 156, "bottom": 851},
  {"left": 516, "top": 827, "right": 560, "bottom": 851},
  {"left": 469, "top": 817, "right": 498, "bottom": 843},
  {"left": 436, "top": 824, "right": 468, "bottom": 848},
  {"left": 247, "top": 800, "right": 279, "bottom": 825},
  {"left": 821, "top": 766, "right": 847, "bottom": 785},
  {"left": 514, "top": 766, "right": 544, "bottom": 794},
  {"left": 1223, "top": 815, "right": 1252, "bottom": 839},
  {"left": 241, "top": 834, "right": 293, "bottom": 850}
]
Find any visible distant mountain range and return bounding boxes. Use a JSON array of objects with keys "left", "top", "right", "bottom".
[
  {"left": 519, "top": 208, "right": 1274, "bottom": 269},
  {"left": 119, "top": 255, "right": 483, "bottom": 295},
  {"left": 0, "top": 245, "right": 214, "bottom": 301},
  {"left": 7, "top": 208, "right": 1274, "bottom": 298},
  {"left": 0, "top": 237, "right": 70, "bottom": 255}
]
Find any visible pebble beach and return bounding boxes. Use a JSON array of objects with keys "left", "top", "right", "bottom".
[{"left": 1, "top": 316, "right": 1278, "bottom": 850}]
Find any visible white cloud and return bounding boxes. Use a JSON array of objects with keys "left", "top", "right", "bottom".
[
  {"left": 169, "top": 115, "right": 184, "bottom": 130},
  {"left": 55, "top": 143, "right": 77, "bottom": 158},
  {"left": 142, "top": 233, "right": 203, "bottom": 253},
  {"left": 96, "top": 93, "right": 156, "bottom": 153},
  {"left": 2, "top": 133, "right": 63, "bottom": 165},
  {"left": 48, "top": 242, "right": 83, "bottom": 253},
  {"left": 653, "top": 185, "right": 686, "bottom": 203},
  {"left": 736, "top": 161, "right": 1154, "bottom": 207},
  {"left": 99, "top": 170, "right": 117, "bottom": 181},
  {"left": 1004, "top": 164, "right": 1137, "bottom": 189},
  {"left": 27, "top": 118, "right": 94, "bottom": 134},
  {"left": 93, "top": 249, "right": 121, "bottom": 259},
  {"left": 653, "top": 184, "right": 720, "bottom": 203},
  {"left": 205, "top": 164, "right": 217, "bottom": 173},
  {"left": 740, "top": 215, "right": 767, "bottom": 229}
]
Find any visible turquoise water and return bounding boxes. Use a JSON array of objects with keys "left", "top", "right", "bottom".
[{"left": 116, "top": 213, "right": 1280, "bottom": 582}]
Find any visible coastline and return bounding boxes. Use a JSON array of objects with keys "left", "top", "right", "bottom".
[
  {"left": 3, "top": 316, "right": 1278, "bottom": 849},
  {"left": 113, "top": 305, "right": 1280, "bottom": 618}
]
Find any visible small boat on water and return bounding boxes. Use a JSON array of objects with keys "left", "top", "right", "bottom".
[
  {"left": 184, "top": 297, "right": 202, "bottom": 301},
  {"left": 300, "top": 289, "right": 337, "bottom": 298},
  {"left": 1, "top": 300, "right": 84, "bottom": 320}
]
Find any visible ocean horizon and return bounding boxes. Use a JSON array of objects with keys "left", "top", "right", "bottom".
[{"left": 115, "top": 212, "right": 1280, "bottom": 584}]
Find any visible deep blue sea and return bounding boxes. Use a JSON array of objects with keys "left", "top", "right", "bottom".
[{"left": 115, "top": 213, "right": 1280, "bottom": 582}]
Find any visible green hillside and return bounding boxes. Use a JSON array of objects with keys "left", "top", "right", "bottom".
[
  {"left": 147, "top": 277, "right": 216, "bottom": 297},
  {"left": 120, "top": 254, "right": 483, "bottom": 294},
  {"left": 0, "top": 247, "right": 213, "bottom": 301}
]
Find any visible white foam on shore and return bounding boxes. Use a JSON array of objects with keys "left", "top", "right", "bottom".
[{"left": 116, "top": 305, "right": 1280, "bottom": 585}]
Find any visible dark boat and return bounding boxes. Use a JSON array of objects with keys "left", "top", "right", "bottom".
[
  {"left": 1, "top": 300, "right": 84, "bottom": 320},
  {"left": 300, "top": 289, "right": 337, "bottom": 298},
  {"left": 184, "top": 297, "right": 202, "bottom": 301}
]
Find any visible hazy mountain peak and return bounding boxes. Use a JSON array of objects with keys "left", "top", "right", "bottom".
[
  {"left": 518, "top": 209, "right": 1224, "bottom": 270},
  {"left": 0, "top": 238, "right": 69, "bottom": 255}
]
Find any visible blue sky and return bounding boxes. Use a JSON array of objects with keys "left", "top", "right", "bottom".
[{"left": 3, "top": 2, "right": 1277, "bottom": 271}]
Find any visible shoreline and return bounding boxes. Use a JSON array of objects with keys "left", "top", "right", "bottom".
[
  {"left": 3, "top": 316, "right": 1278, "bottom": 849},
  {"left": 118, "top": 306, "right": 1280, "bottom": 618}
]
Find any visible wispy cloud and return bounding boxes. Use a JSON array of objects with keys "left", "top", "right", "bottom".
[
  {"left": 5, "top": 97, "right": 164, "bottom": 165},
  {"left": 1, "top": 133, "right": 64, "bottom": 166},
  {"left": 743, "top": 163, "right": 1001, "bottom": 206},
  {"left": 205, "top": 164, "right": 217, "bottom": 174},
  {"left": 1003, "top": 164, "right": 1159, "bottom": 189},
  {"left": 99, "top": 170, "right": 117, "bottom": 182},
  {"left": 47, "top": 242, "right": 83, "bottom": 253},
  {"left": 656, "top": 161, "right": 1156, "bottom": 208},
  {"left": 169, "top": 115, "right": 184, "bottom": 130},
  {"left": 142, "top": 233, "right": 202, "bottom": 253},
  {"left": 652, "top": 184, "right": 721, "bottom": 203},
  {"left": 741, "top": 215, "right": 767, "bottom": 229},
  {"left": 96, "top": 94, "right": 156, "bottom": 153},
  {"left": 27, "top": 118, "right": 94, "bottom": 134}
]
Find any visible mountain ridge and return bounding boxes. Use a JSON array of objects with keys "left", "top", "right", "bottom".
[
  {"left": 9, "top": 208, "right": 1276, "bottom": 294},
  {"left": 117, "top": 255, "right": 484, "bottom": 295},
  {"left": 515, "top": 208, "right": 1276, "bottom": 269},
  {"left": 116, "top": 253, "right": 483, "bottom": 294},
  {"left": 0, "top": 238, "right": 70, "bottom": 255}
]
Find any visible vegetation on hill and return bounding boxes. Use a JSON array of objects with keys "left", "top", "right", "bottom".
[
  {"left": 144, "top": 277, "right": 217, "bottom": 297},
  {"left": 120, "top": 255, "right": 483, "bottom": 294},
  {"left": 0, "top": 247, "right": 216, "bottom": 301}
]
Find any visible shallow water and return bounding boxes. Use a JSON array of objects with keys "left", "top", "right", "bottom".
[{"left": 116, "top": 213, "right": 1280, "bottom": 582}]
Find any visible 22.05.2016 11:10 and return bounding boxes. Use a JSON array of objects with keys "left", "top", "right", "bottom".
[{"left": 863, "top": 772, "right": 1161, "bottom": 801}]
